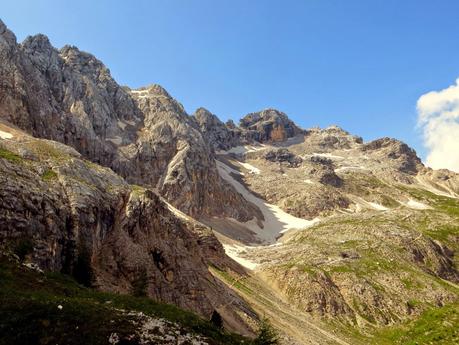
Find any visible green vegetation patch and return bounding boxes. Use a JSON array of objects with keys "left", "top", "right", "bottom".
[
  {"left": 375, "top": 302, "right": 459, "bottom": 345},
  {"left": 210, "top": 265, "right": 255, "bottom": 296},
  {"left": 41, "top": 169, "right": 58, "bottom": 182},
  {"left": 0, "top": 147, "right": 22, "bottom": 163},
  {"left": 25, "top": 140, "right": 70, "bottom": 162},
  {"left": 0, "top": 256, "right": 255, "bottom": 345}
]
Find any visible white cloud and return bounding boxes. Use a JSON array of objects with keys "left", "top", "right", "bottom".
[{"left": 417, "top": 78, "right": 459, "bottom": 172}]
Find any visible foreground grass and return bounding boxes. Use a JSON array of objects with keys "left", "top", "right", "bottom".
[
  {"left": 0, "top": 256, "right": 253, "bottom": 345},
  {"left": 374, "top": 302, "right": 459, "bottom": 345}
]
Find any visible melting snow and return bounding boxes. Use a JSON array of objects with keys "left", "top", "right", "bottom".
[
  {"left": 239, "top": 162, "right": 261, "bottom": 174},
  {"left": 334, "top": 166, "right": 369, "bottom": 173},
  {"left": 130, "top": 89, "right": 151, "bottom": 99},
  {"left": 166, "top": 202, "right": 192, "bottom": 222},
  {"left": 368, "top": 202, "right": 389, "bottom": 211},
  {"left": 311, "top": 152, "right": 345, "bottom": 160},
  {"left": 217, "top": 160, "right": 319, "bottom": 243},
  {"left": 223, "top": 244, "right": 259, "bottom": 270},
  {"left": 304, "top": 179, "right": 315, "bottom": 185},
  {"left": 106, "top": 136, "right": 122, "bottom": 145},
  {"left": 404, "top": 199, "right": 431, "bottom": 210},
  {"left": 218, "top": 145, "right": 266, "bottom": 155},
  {"left": 117, "top": 121, "right": 127, "bottom": 130},
  {"left": 0, "top": 130, "right": 13, "bottom": 139}
]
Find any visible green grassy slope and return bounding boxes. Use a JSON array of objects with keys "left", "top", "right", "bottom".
[{"left": 0, "top": 256, "right": 257, "bottom": 345}]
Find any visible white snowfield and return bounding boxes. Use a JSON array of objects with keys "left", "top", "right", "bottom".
[
  {"left": 0, "top": 130, "right": 13, "bottom": 139},
  {"left": 106, "top": 136, "right": 122, "bottom": 145},
  {"left": 403, "top": 199, "right": 431, "bottom": 210},
  {"left": 117, "top": 120, "right": 127, "bottom": 130},
  {"left": 351, "top": 197, "right": 388, "bottom": 212},
  {"left": 217, "top": 144, "right": 266, "bottom": 155},
  {"left": 216, "top": 160, "right": 319, "bottom": 244},
  {"left": 239, "top": 162, "right": 261, "bottom": 174},
  {"left": 367, "top": 202, "right": 389, "bottom": 211},
  {"left": 334, "top": 166, "right": 369, "bottom": 173},
  {"left": 130, "top": 89, "right": 150, "bottom": 99},
  {"left": 165, "top": 201, "right": 193, "bottom": 222},
  {"left": 222, "top": 244, "right": 259, "bottom": 270},
  {"left": 310, "top": 152, "right": 345, "bottom": 160}
]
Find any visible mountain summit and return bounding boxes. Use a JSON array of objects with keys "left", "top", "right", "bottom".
[{"left": 0, "top": 20, "right": 458, "bottom": 345}]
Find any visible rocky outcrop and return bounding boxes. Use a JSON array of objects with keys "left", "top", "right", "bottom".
[
  {"left": 0, "top": 20, "right": 260, "bottom": 222},
  {"left": 263, "top": 148, "right": 303, "bottom": 167},
  {"left": 0, "top": 125, "right": 255, "bottom": 333},
  {"left": 306, "top": 156, "right": 343, "bottom": 187},
  {"left": 193, "top": 107, "right": 241, "bottom": 151},
  {"left": 239, "top": 109, "right": 304, "bottom": 143},
  {"left": 362, "top": 137, "right": 422, "bottom": 175},
  {"left": 304, "top": 126, "right": 363, "bottom": 151}
]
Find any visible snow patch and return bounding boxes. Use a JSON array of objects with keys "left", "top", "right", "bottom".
[
  {"left": 0, "top": 130, "right": 13, "bottom": 139},
  {"left": 311, "top": 152, "right": 344, "bottom": 160},
  {"left": 217, "top": 160, "right": 319, "bottom": 243},
  {"left": 239, "top": 162, "right": 261, "bottom": 174},
  {"left": 106, "top": 136, "right": 122, "bottom": 145},
  {"left": 304, "top": 179, "right": 315, "bottom": 185},
  {"left": 334, "top": 166, "right": 369, "bottom": 173},
  {"left": 223, "top": 244, "right": 259, "bottom": 270},
  {"left": 218, "top": 145, "right": 266, "bottom": 155},
  {"left": 368, "top": 202, "right": 389, "bottom": 211},
  {"left": 117, "top": 121, "right": 127, "bottom": 130},
  {"left": 166, "top": 202, "right": 192, "bottom": 222},
  {"left": 218, "top": 161, "right": 244, "bottom": 176},
  {"left": 403, "top": 199, "right": 431, "bottom": 210},
  {"left": 125, "top": 119, "right": 137, "bottom": 126}
]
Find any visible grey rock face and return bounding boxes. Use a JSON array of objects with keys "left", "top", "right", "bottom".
[
  {"left": 0, "top": 126, "right": 255, "bottom": 333},
  {"left": 0, "top": 20, "right": 259, "bottom": 222},
  {"left": 362, "top": 137, "right": 422, "bottom": 175},
  {"left": 307, "top": 156, "right": 343, "bottom": 187},
  {"left": 263, "top": 148, "right": 303, "bottom": 167},
  {"left": 239, "top": 108, "right": 304, "bottom": 143},
  {"left": 304, "top": 126, "right": 363, "bottom": 151},
  {"left": 193, "top": 107, "right": 241, "bottom": 151}
]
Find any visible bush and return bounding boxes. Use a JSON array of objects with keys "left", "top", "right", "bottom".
[
  {"left": 253, "top": 318, "right": 279, "bottom": 345},
  {"left": 131, "top": 267, "right": 148, "bottom": 297},
  {"left": 210, "top": 310, "right": 223, "bottom": 329},
  {"left": 41, "top": 169, "right": 58, "bottom": 181},
  {"left": 13, "top": 239, "right": 34, "bottom": 262}
]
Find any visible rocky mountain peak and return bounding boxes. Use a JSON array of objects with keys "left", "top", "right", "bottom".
[
  {"left": 59, "top": 45, "right": 109, "bottom": 76},
  {"left": 137, "top": 84, "right": 172, "bottom": 98},
  {"left": 362, "top": 137, "right": 422, "bottom": 174},
  {"left": 194, "top": 107, "right": 223, "bottom": 126},
  {"left": 22, "top": 33, "right": 52, "bottom": 50},
  {"left": 0, "top": 19, "right": 17, "bottom": 48},
  {"left": 192, "top": 107, "right": 241, "bottom": 151},
  {"left": 239, "top": 108, "right": 303, "bottom": 142}
]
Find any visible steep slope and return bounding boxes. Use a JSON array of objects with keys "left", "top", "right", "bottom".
[
  {"left": 0, "top": 255, "right": 256, "bottom": 345},
  {"left": 1, "top": 17, "right": 458, "bottom": 345},
  {"left": 0, "top": 19, "right": 259, "bottom": 223},
  {"left": 211, "top": 120, "right": 459, "bottom": 343},
  {"left": 0, "top": 121, "right": 256, "bottom": 335}
]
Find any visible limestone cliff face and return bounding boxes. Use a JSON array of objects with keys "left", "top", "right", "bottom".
[
  {"left": 239, "top": 108, "right": 304, "bottom": 143},
  {"left": 0, "top": 20, "right": 259, "bottom": 222},
  {"left": 193, "top": 107, "right": 242, "bottom": 151},
  {"left": 0, "top": 123, "right": 255, "bottom": 333}
]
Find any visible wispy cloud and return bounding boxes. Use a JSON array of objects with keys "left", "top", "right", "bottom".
[{"left": 417, "top": 78, "right": 459, "bottom": 172}]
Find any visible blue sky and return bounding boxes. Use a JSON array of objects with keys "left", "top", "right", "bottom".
[{"left": 2, "top": 0, "right": 459, "bottom": 160}]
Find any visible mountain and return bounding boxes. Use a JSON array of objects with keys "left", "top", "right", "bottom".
[{"left": 0, "top": 19, "right": 458, "bottom": 345}]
